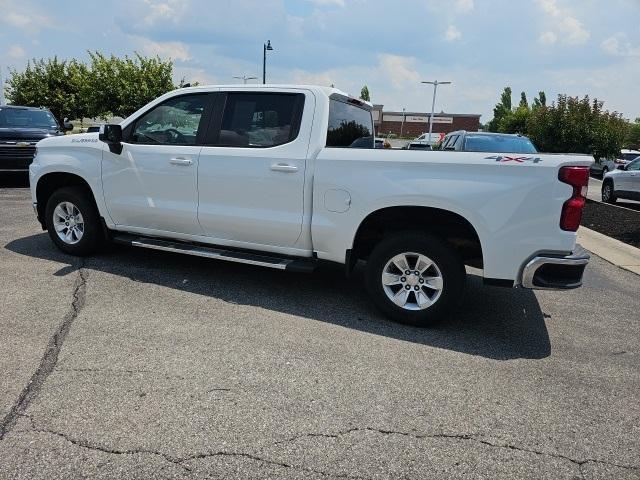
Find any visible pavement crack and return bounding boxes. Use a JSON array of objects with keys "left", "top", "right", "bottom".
[
  {"left": 38, "top": 427, "right": 192, "bottom": 472},
  {"left": 273, "top": 427, "right": 640, "bottom": 475},
  {"left": 180, "top": 451, "right": 370, "bottom": 479},
  {"left": 32, "top": 425, "right": 366, "bottom": 478},
  {"left": 0, "top": 263, "right": 87, "bottom": 441}
]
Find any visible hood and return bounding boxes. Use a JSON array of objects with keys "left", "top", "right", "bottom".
[{"left": 0, "top": 127, "right": 63, "bottom": 142}]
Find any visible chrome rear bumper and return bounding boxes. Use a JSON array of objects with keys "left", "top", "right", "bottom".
[{"left": 521, "top": 248, "right": 590, "bottom": 290}]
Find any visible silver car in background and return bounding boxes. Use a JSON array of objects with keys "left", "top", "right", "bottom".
[{"left": 602, "top": 157, "right": 640, "bottom": 203}]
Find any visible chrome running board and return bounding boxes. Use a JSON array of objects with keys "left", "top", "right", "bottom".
[{"left": 113, "top": 234, "right": 317, "bottom": 273}]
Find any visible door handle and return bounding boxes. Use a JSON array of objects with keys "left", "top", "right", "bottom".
[
  {"left": 270, "top": 163, "right": 298, "bottom": 173},
  {"left": 169, "top": 157, "right": 193, "bottom": 166}
]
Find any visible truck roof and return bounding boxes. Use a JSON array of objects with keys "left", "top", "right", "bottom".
[{"left": 175, "top": 84, "right": 371, "bottom": 107}]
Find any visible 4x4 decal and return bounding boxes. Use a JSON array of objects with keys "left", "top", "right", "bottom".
[{"left": 485, "top": 155, "right": 543, "bottom": 164}]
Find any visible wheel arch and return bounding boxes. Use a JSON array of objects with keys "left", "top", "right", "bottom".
[
  {"left": 350, "top": 206, "right": 484, "bottom": 270},
  {"left": 35, "top": 172, "right": 100, "bottom": 229}
]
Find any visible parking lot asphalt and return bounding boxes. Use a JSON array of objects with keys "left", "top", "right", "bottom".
[{"left": 1, "top": 183, "right": 639, "bottom": 480}]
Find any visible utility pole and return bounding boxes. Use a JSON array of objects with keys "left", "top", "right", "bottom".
[
  {"left": 0, "top": 66, "right": 5, "bottom": 106},
  {"left": 400, "top": 108, "right": 406, "bottom": 137},
  {"left": 233, "top": 75, "right": 258, "bottom": 84},
  {"left": 421, "top": 80, "right": 452, "bottom": 143},
  {"left": 263, "top": 40, "right": 274, "bottom": 84}
]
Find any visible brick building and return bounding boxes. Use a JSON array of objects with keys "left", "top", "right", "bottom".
[{"left": 372, "top": 105, "right": 481, "bottom": 139}]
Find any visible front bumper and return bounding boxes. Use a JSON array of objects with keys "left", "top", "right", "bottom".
[{"left": 521, "top": 248, "right": 590, "bottom": 290}]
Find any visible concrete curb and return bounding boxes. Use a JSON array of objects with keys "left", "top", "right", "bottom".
[{"left": 578, "top": 227, "right": 640, "bottom": 275}]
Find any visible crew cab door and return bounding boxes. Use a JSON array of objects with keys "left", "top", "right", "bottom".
[
  {"left": 197, "top": 90, "right": 312, "bottom": 248},
  {"left": 101, "top": 93, "right": 214, "bottom": 235}
]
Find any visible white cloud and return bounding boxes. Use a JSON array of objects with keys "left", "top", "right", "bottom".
[
  {"left": 454, "top": 0, "right": 474, "bottom": 13},
  {"left": 7, "top": 44, "right": 26, "bottom": 59},
  {"left": 141, "top": 0, "right": 188, "bottom": 26},
  {"left": 445, "top": 25, "right": 462, "bottom": 42},
  {"left": 306, "top": 0, "right": 345, "bottom": 6},
  {"left": 601, "top": 34, "right": 640, "bottom": 57},
  {"left": 377, "top": 54, "right": 421, "bottom": 88},
  {"left": 539, "top": 31, "right": 558, "bottom": 45},
  {"left": 0, "top": 1, "right": 52, "bottom": 33},
  {"left": 536, "top": 0, "right": 590, "bottom": 45},
  {"left": 135, "top": 37, "right": 191, "bottom": 61}
]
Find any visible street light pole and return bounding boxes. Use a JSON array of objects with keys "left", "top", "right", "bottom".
[
  {"left": 0, "top": 66, "right": 5, "bottom": 106},
  {"left": 400, "top": 108, "right": 405, "bottom": 137},
  {"left": 233, "top": 75, "right": 258, "bottom": 84},
  {"left": 421, "top": 80, "right": 451, "bottom": 144},
  {"left": 263, "top": 40, "right": 274, "bottom": 84}
]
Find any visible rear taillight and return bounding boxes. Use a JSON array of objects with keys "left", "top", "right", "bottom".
[{"left": 558, "top": 166, "right": 589, "bottom": 231}]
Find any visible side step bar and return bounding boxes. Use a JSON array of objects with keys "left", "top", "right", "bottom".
[{"left": 112, "top": 234, "right": 317, "bottom": 273}]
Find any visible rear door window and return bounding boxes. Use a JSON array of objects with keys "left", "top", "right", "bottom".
[
  {"left": 216, "top": 93, "right": 304, "bottom": 147},
  {"left": 326, "top": 99, "right": 374, "bottom": 148}
]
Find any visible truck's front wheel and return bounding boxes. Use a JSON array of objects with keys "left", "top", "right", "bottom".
[
  {"left": 45, "top": 187, "right": 103, "bottom": 256},
  {"left": 365, "top": 232, "right": 465, "bottom": 327}
]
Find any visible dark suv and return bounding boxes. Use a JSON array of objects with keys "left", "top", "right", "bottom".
[
  {"left": 440, "top": 130, "right": 538, "bottom": 153},
  {"left": 0, "top": 105, "right": 72, "bottom": 172}
]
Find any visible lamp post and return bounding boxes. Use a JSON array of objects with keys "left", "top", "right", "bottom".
[
  {"left": 233, "top": 75, "right": 258, "bottom": 84},
  {"left": 263, "top": 40, "right": 274, "bottom": 84},
  {"left": 421, "top": 80, "right": 451, "bottom": 144},
  {"left": 0, "top": 66, "right": 5, "bottom": 106},
  {"left": 400, "top": 108, "right": 406, "bottom": 138}
]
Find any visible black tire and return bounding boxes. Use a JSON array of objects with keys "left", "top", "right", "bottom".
[
  {"left": 601, "top": 181, "right": 616, "bottom": 204},
  {"left": 45, "top": 186, "right": 104, "bottom": 256},
  {"left": 365, "top": 232, "right": 465, "bottom": 327}
]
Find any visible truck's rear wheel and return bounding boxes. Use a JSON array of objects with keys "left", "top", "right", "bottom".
[
  {"left": 365, "top": 232, "right": 465, "bottom": 327},
  {"left": 45, "top": 187, "right": 103, "bottom": 256}
]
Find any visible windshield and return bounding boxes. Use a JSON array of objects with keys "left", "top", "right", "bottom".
[
  {"left": 0, "top": 108, "right": 59, "bottom": 129},
  {"left": 464, "top": 134, "right": 537, "bottom": 153}
]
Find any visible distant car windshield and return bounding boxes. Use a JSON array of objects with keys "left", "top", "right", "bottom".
[
  {"left": 0, "top": 108, "right": 59, "bottom": 129},
  {"left": 464, "top": 134, "right": 537, "bottom": 153}
]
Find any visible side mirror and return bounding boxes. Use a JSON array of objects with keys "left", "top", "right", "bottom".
[
  {"left": 62, "top": 118, "right": 74, "bottom": 131},
  {"left": 99, "top": 124, "right": 123, "bottom": 154}
]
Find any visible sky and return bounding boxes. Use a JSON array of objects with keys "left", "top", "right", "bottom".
[{"left": 1, "top": 0, "right": 639, "bottom": 122}]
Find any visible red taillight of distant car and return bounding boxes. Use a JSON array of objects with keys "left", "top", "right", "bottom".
[{"left": 558, "top": 166, "right": 589, "bottom": 231}]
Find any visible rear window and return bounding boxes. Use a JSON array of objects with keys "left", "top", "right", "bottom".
[
  {"left": 0, "top": 108, "right": 59, "bottom": 129},
  {"left": 326, "top": 99, "right": 374, "bottom": 148},
  {"left": 464, "top": 134, "right": 537, "bottom": 153}
]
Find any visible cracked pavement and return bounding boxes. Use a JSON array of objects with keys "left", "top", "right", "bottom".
[{"left": 1, "top": 182, "right": 639, "bottom": 479}]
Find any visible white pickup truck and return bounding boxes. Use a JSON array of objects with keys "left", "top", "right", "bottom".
[{"left": 30, "top": 85, "right": 591, "bottom": 326}]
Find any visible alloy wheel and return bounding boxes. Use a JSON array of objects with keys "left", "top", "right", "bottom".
[
  {"left": 381, "top": 252, "right": 444, "bottom": 311},
  {"left": 53, "top": 201, "right": 84, "bottom": 245}
]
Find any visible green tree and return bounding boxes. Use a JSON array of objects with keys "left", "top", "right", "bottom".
[
  {"left": 86, "top": 51, "right": 174, "bottom": 119},
  {"left": 487, "top": 87, "right": 512, "bottom": 132},
  {"left": 519, "top": 92, "right": 528, "bottom": 109},
  {"left": 360, "top": 85, "right": 370, "bottom": 102},
  {"left": 6, "top": 57, "right": 89, "bottom": 121},
  {"left": 532, "top": 91, "right": 547, "bottom": 110},
  {"left": 6, "top": 52, "right": 178, "bottom": 123},
  {"left": 499, "top": 105, "right": 530, "bottom": 134},
  {"left": 527, "top": 95, "right": 627, "bottom": 159},
  {"left": 625, "top": 118, "right": 640, "bottom": 149}
]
